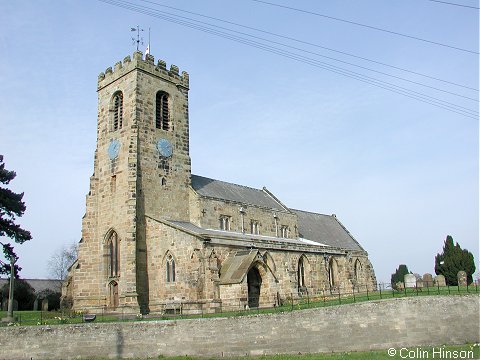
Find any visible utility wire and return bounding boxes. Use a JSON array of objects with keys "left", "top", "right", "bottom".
[
  {"left": 128, "top": 0, "right": 479, "bottom": 108},
  {"left": 137, "top": 0, "right": 478, "bottom": 92},
  {"left": 136, "top": 0, "right": 478, "bottom": 99},
  {"left": 425, "top": 0, "right": 480, "bottom": 9},
  {"left": 251, "top": 0, "right": 479, "bottom": 55},
  {"left": 98, "top": 0, "right": 478, "bottom": 119}
]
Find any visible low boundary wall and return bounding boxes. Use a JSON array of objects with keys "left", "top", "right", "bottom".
[{"left": 0, "top": 295, "right": 478, "bottom": 359}]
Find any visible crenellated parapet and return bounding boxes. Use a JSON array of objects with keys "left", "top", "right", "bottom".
[{"left": 97, "top": 51, "right": 189, "bottom": 90}]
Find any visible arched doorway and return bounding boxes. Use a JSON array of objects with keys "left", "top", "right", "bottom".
[
  {"left": 247, "top": 267, "right": 262, "bottom": 308},
  {"left": 109, "top": 281, "right": 119, "bottom": 309}
]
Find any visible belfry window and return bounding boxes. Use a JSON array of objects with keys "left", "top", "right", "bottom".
[
  {"left": 166, "top": 255, "right": 175, "bottom": 283},
  {"left": 280, "top": 225, "right": 289, "bottom": 238},
  {"left": 219, "top": 215, "right": 231, "bottom": 231},
  {"left": 107, "top": 231, "right": 120, "bottom": 277},
  {"left": 156, "top": 91, "right": 169, "bottom": 130},
  {"left": 112, "top": 92, "right": 123, "bottom": 131}
]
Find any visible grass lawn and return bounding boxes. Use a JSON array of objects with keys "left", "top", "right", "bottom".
[{"left": 81, "top": 344, "right": 479, "bottom": 359}]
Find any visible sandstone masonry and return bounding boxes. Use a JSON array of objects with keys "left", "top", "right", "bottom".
[
  {"left": 1, "top": 295, "right": 478, "bottom": 359},
  {"left": 63, "top": 51, "right": 377, "bottom": 314}
]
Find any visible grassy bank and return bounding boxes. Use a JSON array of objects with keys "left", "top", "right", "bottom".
[{"left": 83, "top": 344, "right": 479, "bottom": 359}]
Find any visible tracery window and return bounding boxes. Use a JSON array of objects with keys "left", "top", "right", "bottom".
[
  {"left": 107, "top": 231, "right": 120, "bottom": 277},
  {"left": 219, "top": 215, "right": 231, "bottom": 231},
  {"left": 280, "top": 225, "right": 289, "bottom": 238},
  {"left": 112, "top": 92, "right": 123, "bottom": 131},
  {"left": 155, "top": 91, "right": 169, "bottom": 130},
  {"left": 166, "top": 254, "right": 176, "bottom": 283}
]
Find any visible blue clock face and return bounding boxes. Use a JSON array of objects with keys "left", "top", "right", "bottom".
[
  {"left": 108, "top": 139, "right": 120, "bottom": 160},
  {"left": 156, "top": 138, "right": 173, "bottom": 158}
]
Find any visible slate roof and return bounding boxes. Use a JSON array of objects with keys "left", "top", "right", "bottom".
[
  {"left": 293, "top": 210, "right": 364, "bottom": 251},
  {"left": 191, "top": 174, "right": 286, "bottom": 211},
  {"left": 189, "top": 174, "right": 365, "bottom": 252}
]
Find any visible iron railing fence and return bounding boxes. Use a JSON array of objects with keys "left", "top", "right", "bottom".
[{"left": 1, "top": 281, "right": 478, "bottom": 326}]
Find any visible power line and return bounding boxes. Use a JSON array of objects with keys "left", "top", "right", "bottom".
[
  {"left": 137, "top": 0, "right": 478, "bottom": 92},
  {"left": 251, "top": 0, "right": 479, "bottom": 55},
  {"left": 131, "top": 0, "right": 479, "bottom": 105},
  {"left": 98, "top": 0, "right": 479, "bottom": 119},
  {"left": 100, "top": 0, "right": 478, "bottom": 118},
  {"left": 425, "top": 0, "right": 480, "bottom": 10}
]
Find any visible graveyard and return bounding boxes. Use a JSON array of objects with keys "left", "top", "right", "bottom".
[{"left": 1, "top": 276, "right": 477, "bottom": 327}]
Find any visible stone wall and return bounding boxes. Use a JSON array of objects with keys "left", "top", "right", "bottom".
[
  {"left": 1, "top": 295, "right": 478, "bottom": 360},
  {"left": 194, "top": 196, "right": 298, "bottom": 238},
  {"left": 135, "top": 216, "right": 376, "bottom": 312}
]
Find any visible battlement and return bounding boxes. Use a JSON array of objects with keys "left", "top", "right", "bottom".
[{"left": 97, "top": 51, "right": 189, "bottom": 90}]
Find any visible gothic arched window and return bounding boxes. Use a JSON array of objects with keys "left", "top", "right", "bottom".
[
  {"left": 166, "top": 254, "right": 176, "bottom": 283},
  {"left": 298, "top": 256, "right": 306, "bottom": 289},
  {"left": 107, "top": 231, "right": 120, "bottom": 277},
  {"left": 155, "top": 91, "right": 169, "bottom": 130},
  {"left": 354, "top": 259, "right": 362, "bottom": 282},
  {"left": 328, "top": 258, "right": 338, "bottom": 288},
  {"left": 112, "top": 92, "right": 123, "bottom": 131}
]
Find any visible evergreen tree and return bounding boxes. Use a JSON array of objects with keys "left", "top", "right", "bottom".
[
  {"left": 435, "top": 235, "right": 476, "bottom": 285},
  {"left": 0, "top": 279, "right": 36, "bottom": 310},
  {"left": 0, "top": 155, "right": 32, "bottom": 276},
  {"left": 391, "top": 264, "right": 410, "bottom": 288}
]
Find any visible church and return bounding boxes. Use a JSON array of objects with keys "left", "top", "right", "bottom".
[{"left": 63, "top": 51, "right": 376, "bottom": 314}]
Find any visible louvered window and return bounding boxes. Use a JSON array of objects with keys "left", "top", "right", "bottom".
[
  {"left": 155, "top": 91, "right": 169, "bottom": 130},
  {"left": 112, "top": 92, "right": 123, "bottom": 131}
]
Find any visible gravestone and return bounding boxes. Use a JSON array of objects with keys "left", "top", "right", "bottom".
[
  {"left": 41, "top": 299, "right": 49, "bottom": 312},
  {"left": 457, "top": 271, "right": 467, "bottom": 286},
  {"left": 435, "top": 275, "right": 446, "bottom": 287},
  {"left": 404, "top": 274, "right": 416, "bottom": 288},
  {"left": 416, "top": 278, "right": 424, "bottom": 288},
  {"left": 422, "top": 273, "right": 434, "bottom": 287},
  {"left": 33, "top": 299, "right": 39, "bottom": 311}
]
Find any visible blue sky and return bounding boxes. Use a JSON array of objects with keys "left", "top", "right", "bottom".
[{"left": 0, "top": 0, "right": 478, "bottom": 284}]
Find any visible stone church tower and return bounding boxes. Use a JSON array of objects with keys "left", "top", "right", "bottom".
[
  {"left": 70, "top": 51, "right": 190, "bottom": 312},
  {"left": 64, "top": 51, "right": 376, "bottom": 314}
]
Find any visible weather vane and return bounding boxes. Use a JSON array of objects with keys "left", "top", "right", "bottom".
[{"left": 131, "top": 26, "right": 144, "bottom": 51}]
